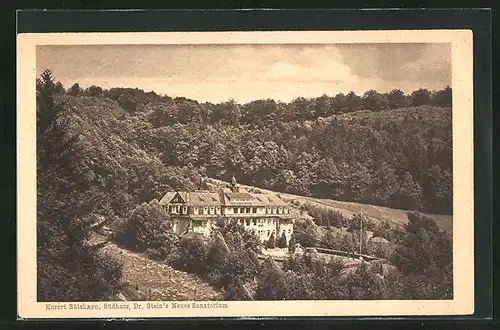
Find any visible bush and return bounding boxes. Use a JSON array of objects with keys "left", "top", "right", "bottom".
[
  {"left": 38, "top": 247, "right": 122, "bottom": 302},
  {"left": 172, "top": 233, "right": 209, "bottom": 275},
  {"left": 288, "top": 235, "right": 296, "bottom": 254},
  {"left": 277, "top": 231, "right": 288, "bottom": 248},
  {"left": 115, "top": 200, "right": 177, "bottom": 260},
  {"left": 267, "top": 233, "right": 276, "bottom": 248},
  {"left": 348, "top": 213, "right": 376, "bottom": 232},
  {"left": 292, "top": 219, "right": 319, "bottom": 247}
]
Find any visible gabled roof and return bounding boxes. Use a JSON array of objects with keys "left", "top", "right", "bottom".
[
  {"left": 189, "top": 192, "right": 222, "bottom": 206},
  {"left": 226, "top": 192, "right": 255, "bottom": 201},
  {"left": 159, "top": 192, "right": 176, "bottom": 205},
  {"left": 159, "top": 188, "right": 289, "bottom": 208},
  {"left": 255, "top": 194, "right": 288, "bottom": 206}
]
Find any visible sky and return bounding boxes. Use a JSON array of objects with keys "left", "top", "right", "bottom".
[{"left": 36, "top": 43, "right": 451, "bottom": 104}]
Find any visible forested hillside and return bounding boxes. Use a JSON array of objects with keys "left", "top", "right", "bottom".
[
  {"left": 36, "top": 70, "right": 453, "bottom": 301},
  {"left": 58, "top": 80, "right": 452, "bottom": 215}
]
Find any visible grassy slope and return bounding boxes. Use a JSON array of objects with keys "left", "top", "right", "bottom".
[{"left": 99, "top": 242, "right": 220, "bottom": 301}]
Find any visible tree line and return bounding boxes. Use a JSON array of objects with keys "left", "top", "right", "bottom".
[{"left": 51, "top": 80, "right": 451, "bottom": 126}]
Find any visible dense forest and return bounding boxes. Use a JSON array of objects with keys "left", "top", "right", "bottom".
[
  {"left": 36, "top": 69, "right": 453, "bottom": 301},
  {"left": 44, "top": 76, "right": 452, "bottom": 214}
]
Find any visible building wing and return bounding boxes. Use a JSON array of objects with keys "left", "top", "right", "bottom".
[{"left": 159, "top": 192, "right": 177, "bottom": 205}]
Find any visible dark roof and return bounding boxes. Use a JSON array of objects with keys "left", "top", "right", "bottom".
[
  {"left": 226, "top": 192, "right": 255, "bottom": 200},
  {"left": 160, "top": 188, "right": 289, "bottom": 208}
]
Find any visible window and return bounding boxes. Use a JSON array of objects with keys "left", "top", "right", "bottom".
[
  {"left": 194, "top": 207, "right": 198, "bottom": 214},
  {"left": 272, "top": 207, "right": 276, "bottom": 214},
  {"left": 216, "top": 207, "right": 220, "bottom": 214},
  {"left": 210, "top": 207, "right": 214, "bottom": 214},
  {"left": 252, "top": 207, "right": 257, "bottom": 213},
  {"left": 203, "top": 207, "right": 208, "bottom": 214},
  {"left": 252, "top": 219, "right": 256, "bottom": 225},
  {"left": 240, "top": 207, "right": 244, "bottom": 214},
  {"left": 234, "top": 207, "right": 238, "bottom": 214},
  {"left": 183, "top": 206, "right": 187, "bottom": 214},
  {"left": 267, "top": 230, "right": 270, "bottom": 237},
  {"left": 168, "top": 206, "right": 172, "bottom": 213},
  {"left": 246, "top": 219, "right": 251, "bottom": 226},
  {"left": 246, "top": 207, "right": 250, "bottom": 213}
]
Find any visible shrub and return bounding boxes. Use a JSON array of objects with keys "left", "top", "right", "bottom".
[
  {"left": 277, "top": 231, "right": 288, "bottom": 248},
  {"left": 267, "top": 233, "right": 276, "bottom": 248},
  {"left": 172, "top": 233, "right": 209, "bottom": 275},
  {"left": 114, "top": 200, "right": 177, "bottom": 260}
]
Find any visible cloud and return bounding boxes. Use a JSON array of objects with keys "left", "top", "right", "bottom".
[
  {"left": 337, "top": 43, "right": 451, "bottom": 87},
  {"left": 264, "top": 60, "right": 357, "bottom": 83},
  {"left": 37, "top": 43, "right": 451, "bottom": 103}
]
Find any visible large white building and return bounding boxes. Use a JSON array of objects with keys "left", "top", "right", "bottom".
[{"left": 159, "top": 177, "right": 294, "bottom": 244}]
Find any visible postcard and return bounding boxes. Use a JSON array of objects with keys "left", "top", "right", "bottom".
[{"left": 17, "top": 30, "right": 473, "bottom": 319}]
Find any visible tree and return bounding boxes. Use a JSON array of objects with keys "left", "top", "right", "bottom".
[
  {"left": 115, "top": 200, "right": 177, "bottom": 258},
  {"left": 321, "top": 229, "right": 339, "bottom": 250},
  {"left": 85, "top": 85, "right": 103, "bottom": 97},
  {"left": 36, "top": 69, "right": 122, "bottom": 301},
  {"left": 386, "top": 89, "right": 410, "bottom": 109},
  {"left": 254, "top": 258, "right": 286, "bottom": 300},
  {"left": 391, "top": 212, "right": 452, "bottom": 299},
  {"left": 54, "top": 81, "right": 65, "bottom": 95},
  {"left": 267, "top": 232, "right": 276, "bottom": 248},
  {"left": 339, "top": 262, "right": 386, "bottom": 299},
  {"left": 242, "top": 99, "right": 278, "bottom": 125},
  {"left": 68, "top": 83, "right": 81, "bottom": 96},
  {"left": 172, "top": 233, "right": 209, "bottom": 275},
  {"left": 362, "top": 90, "right": 389, "bottom": 112},
  {"left": 391, "top": 172, "right": 423, "bottom": 210},
  {"left": 292, "top": 219, "right": 319, "bottom": 247},
  {"left": 431, "top": 86, "right": 452, "bottom": 107},
  {"left": 277, "top": 231, "right": 288, "bottom": 248},
  {"left": 210, "top": 99, "right": 241, "bottom": 125},
  {"left": 345, "top": 91, "right": 362, "bottom": 112},
  {"left": 409, "top": 89, "right": 431, "bottom": 106},
  {"left": 288, "top": 235, "right": 296, "bottom": 254}
]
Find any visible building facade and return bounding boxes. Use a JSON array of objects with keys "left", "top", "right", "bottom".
[{"left": 159, "top": 177, "right": 294, "bottom": 244}]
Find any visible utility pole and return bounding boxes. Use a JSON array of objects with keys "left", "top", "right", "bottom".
[{"left": 359, "top": 207, "right": 363, "bottom": 261}]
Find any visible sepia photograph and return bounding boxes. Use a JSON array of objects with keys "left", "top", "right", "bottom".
[{"left": 17, "top": 30, "right": 474, "bottom": 318}]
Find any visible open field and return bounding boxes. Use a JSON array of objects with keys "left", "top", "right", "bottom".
[{"left": 206, "top": 178, "right": 453, "bottom": 233}]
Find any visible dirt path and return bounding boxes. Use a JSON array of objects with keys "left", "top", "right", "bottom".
[{"left": 100, "top": 243, "right": 220, "bottom": 301}]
